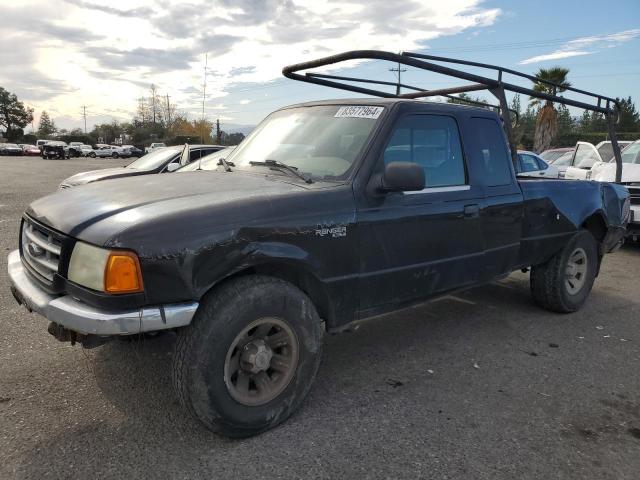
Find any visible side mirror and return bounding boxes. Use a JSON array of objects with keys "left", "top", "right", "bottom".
[
  {"left": 380, "top": 162, "right": 425, "bottom": 192},
  {"left": 166, "top": 162, "right": 180, "bottom": 172}
]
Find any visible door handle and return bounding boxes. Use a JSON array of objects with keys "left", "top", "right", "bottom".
[{"left": 464, "top": 204, "right": 480, "bottom": 218}]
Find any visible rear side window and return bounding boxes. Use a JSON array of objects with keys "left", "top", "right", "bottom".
[
  {"left": 469, "top": 117, "right": 512, "bottom": 186},
  {"left": 383, "top": 114, "right": 465, "bottom": 188}
]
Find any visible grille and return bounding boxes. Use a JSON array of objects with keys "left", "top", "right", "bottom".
[
  {"left": 628, "top": 186, "right": 640, "bottom": 206},
  {"left": 21, "top": 219, "right": 62, "bottom": 282}
]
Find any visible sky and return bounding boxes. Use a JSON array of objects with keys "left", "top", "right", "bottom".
[{"left": 1, "top": 0, "right": 639, "bottom": 133}]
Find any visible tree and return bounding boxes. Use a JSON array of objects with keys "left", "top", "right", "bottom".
[
  {"left": 37, "top": 111, "right": 56, "bottom": 138},
  {"left": 529, "top": 66, "right": 571, "bottom": 153},
  {"left": 224, "top": 132, "right": 245, "bottom": 146},
  {"left": 0, "top": 87, "right": 34, "bottom": 141},
  {"left": 616, "top": 96, "right": 639, "bottom": 133}
]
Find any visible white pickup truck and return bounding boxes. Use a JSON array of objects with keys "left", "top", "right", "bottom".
[{"left": 589, "top": 140, "right": 640, "bottom": 240}]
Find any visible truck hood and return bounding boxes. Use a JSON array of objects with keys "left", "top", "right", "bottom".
[
  {"left": 592, "top": 163, "right": 640, "bottom": 182},
  {"left": 61, "top": 167, "right": 145, "bottom": 186},
  {"left": 27, "top": 170, "right": 314, "bottom": 243}
]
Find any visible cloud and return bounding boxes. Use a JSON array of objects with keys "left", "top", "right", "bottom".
[
  {"left": 62, "top": 0, "right": 154, "bottom": 18},
  {"left": 520, "top": 50, "right": 593, "bottom": 65},
  {"left": 0, "top": 0, "right": 502, "bottom": 128},
  {"left": 520, "top": 29, "right": 640, "bottom": 65}
]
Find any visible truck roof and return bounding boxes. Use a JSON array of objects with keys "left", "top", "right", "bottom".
[{"left": 281, "top": 97, "right": 496, "bottom": 115}]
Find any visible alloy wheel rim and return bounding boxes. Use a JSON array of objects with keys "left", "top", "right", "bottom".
[
  {"left": 224, "top": 317, "right": 299, "bottom": 406},
  {"left": 565, "top": 247, "right": 588, "bottom": 295}
]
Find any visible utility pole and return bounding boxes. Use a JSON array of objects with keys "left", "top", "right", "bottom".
[
  {"left": 389, "top": 60, "right": 407, "bottom": 96},
  {"left": 82, "top": 105, "right": 87, "bottom": 133},
  {"left": 150, "top": 84, "right": 158, "bottom": 124},
  {"left": 201, "top": 53, "right": 208, "bottom": 144},
  {"left": 165, "top": 94, "right": 171, "bottom": 133},
  {"left": 216, "top": 119, "right": 221, "bottom": 145}
]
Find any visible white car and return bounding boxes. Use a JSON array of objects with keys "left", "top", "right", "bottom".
[
  {"left": 548, "top": 150, "right": 574, "bottom": 178},
  {"left": 94, "top": 145, "right": 125, "bottom": 158},
  {"left": 564, "top": 140, "right": 633, "bottom": 180},
  {"left": 145, "top": 142, "right": 166, "bottom": 154},
  {"left": 515, "top": 151, "right": 559, "bottom": 178},
  {"left": 79, "top": 145, "right": 96, "bottom": 157}
]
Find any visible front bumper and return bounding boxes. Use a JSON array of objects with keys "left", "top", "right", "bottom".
[{"left": 7, "top": 250, "right": 198, "bottom": 336}]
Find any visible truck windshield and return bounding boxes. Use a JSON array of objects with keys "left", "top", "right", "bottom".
[
  {"left": 227, "top": 105, "right": 383, "bottom": 180},
  {"left": 127, "top": 147, "right": 179, "bottom": 170}
]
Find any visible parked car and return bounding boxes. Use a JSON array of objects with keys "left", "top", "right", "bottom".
[
  {"left": 516, "top": 151, "right": 559, "bottom": 178},
  {"left": 78, "top": 145, "right": 96, "bottom": 157},
  {"left": 145, "top": 142, "right": 166, "bottom": 154},
  {"left": 8, "top": 96, "right": 629, "bottom": 438},
  {"left": 122, "top": 145, "right": 144, "bottom": 157},
  {"left": 539, "top": 147, "right": 574, "bottom": 163},
  {"left": 58, "top": 144, "right": 224, "bottom": 188},
  {"left": 21, "top": 145, "right": 41, "bottom": 156},
  {"left": 176, "top": 147, "right": 235, "bottom": 172},
  {"left": 93, "top": 145, "right": 125, "bottom": 158},
  {"left": 36, "top": 139, "right": 52, "bottom": 152},
  {"left": 0, "top": 143, "right": 24, "bottom": 156},
  {"left": 546, "top": 150, "right": 574, "bottom": 178},
  {"left": 564, "top": 141, "right": 633, "bottom": 180},
  {"left": 67, "top": 143, "right": 86, "bottom": 158},
  {"left": 41, "top": 141, "right": 68, "bottom": 159}
]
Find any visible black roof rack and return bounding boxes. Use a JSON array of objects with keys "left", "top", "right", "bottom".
[{"left": 283, "top": 50, "right": 624, "bottom": 183}]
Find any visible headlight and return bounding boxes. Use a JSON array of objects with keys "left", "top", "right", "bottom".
[{"left": 68, "top": 242, "right": 144, "bottom": 294}]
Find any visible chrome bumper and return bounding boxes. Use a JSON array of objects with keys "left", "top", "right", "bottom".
[{"left": 7, "top": 250, "right": 198, "bottom": 336}]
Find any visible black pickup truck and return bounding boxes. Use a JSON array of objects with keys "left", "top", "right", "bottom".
[{"left": 7, "top": 55, "right": 630, "bottom": 438}]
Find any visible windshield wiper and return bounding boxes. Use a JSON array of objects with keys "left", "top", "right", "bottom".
[
  {"left": 216, "top": 157, "right": 234, "bottom": 172},
  {"left": 249, "top": 159, "right": 313, "bottom": 184}
]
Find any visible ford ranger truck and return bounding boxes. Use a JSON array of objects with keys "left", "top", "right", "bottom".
[{"left": 8, "top": 99, "right": 630, "bottom": 438}]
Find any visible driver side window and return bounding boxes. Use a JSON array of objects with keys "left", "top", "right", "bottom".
[{"left": 383, "top": 114, "right": 466, "bottom": 188}]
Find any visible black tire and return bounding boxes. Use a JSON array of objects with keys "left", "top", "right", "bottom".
[
  {"left": 112, "top": 152, "right": 119, "bottom": 158},
  {"left": 530, "top": 230, "right": 599, "bottom": 313},
  {"left": 173, "top": 275, "right": 324, "bottom": 438},
  {"left": 89, "top": 152, "right": 96, "bottom": 158}
]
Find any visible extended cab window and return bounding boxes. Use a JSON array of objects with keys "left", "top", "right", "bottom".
[
  {"left": 470, "top": 117, "right": 512, "bottom": 186},
  {"left": 383, "top": 115, "right": 465, "bottom": 188}
]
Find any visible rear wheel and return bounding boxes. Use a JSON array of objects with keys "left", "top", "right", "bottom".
[
  {"left": 530, "top": 230, "right": 599, "bottom": 313},
  {"left": 173, "top": 275, "right": 324, "bottom": 438}
]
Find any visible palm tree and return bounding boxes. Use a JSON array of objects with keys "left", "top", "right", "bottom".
[{"left": 529, "top": 67, "right": 571, "bottom": 153}]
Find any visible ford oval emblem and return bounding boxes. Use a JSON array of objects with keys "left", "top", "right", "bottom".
[{"left": 27, "top": 242, "right": 45, "bottom": 257}]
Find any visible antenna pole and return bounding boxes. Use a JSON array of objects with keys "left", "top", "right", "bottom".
[{"left": 201, "top": 53, "right": 208, "bottom": 144}]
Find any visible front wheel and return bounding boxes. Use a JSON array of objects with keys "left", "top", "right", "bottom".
[
  {"left": 89, "top": 152, "right": 96, "bottom": 158},
  {"left": 112, "top": 153, "right": 119, "bottom": 158},
  {"left": 530, "top": 230, "right": 599, "bottom": 313},
  {"left": 173, "top": 275, "right": 324, "bottom": 438}
]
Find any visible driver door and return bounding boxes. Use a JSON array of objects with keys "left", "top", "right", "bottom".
[{"left": 356, "top": 113, "right": 485, "bottom": 313}]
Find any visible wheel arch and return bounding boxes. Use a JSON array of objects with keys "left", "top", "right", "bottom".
[
  {"left": 201, "top": 258, "right": 334, "bottom": 329},
  {"left": 581, "top": 211, "right": 608, "bottom": 243}
]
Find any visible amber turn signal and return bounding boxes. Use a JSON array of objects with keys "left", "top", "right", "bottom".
[{"left": 104, "top": 251, "right": 144, "bottom": 294}]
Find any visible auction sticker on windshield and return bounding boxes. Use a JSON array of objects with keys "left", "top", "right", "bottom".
[{"left": 334, "top": 106, "right": 384, "bottom": 119}]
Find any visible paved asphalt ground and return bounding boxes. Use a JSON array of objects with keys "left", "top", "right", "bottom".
[{"left": 1, "top": 155, "right": 640, "bottom": 479}]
